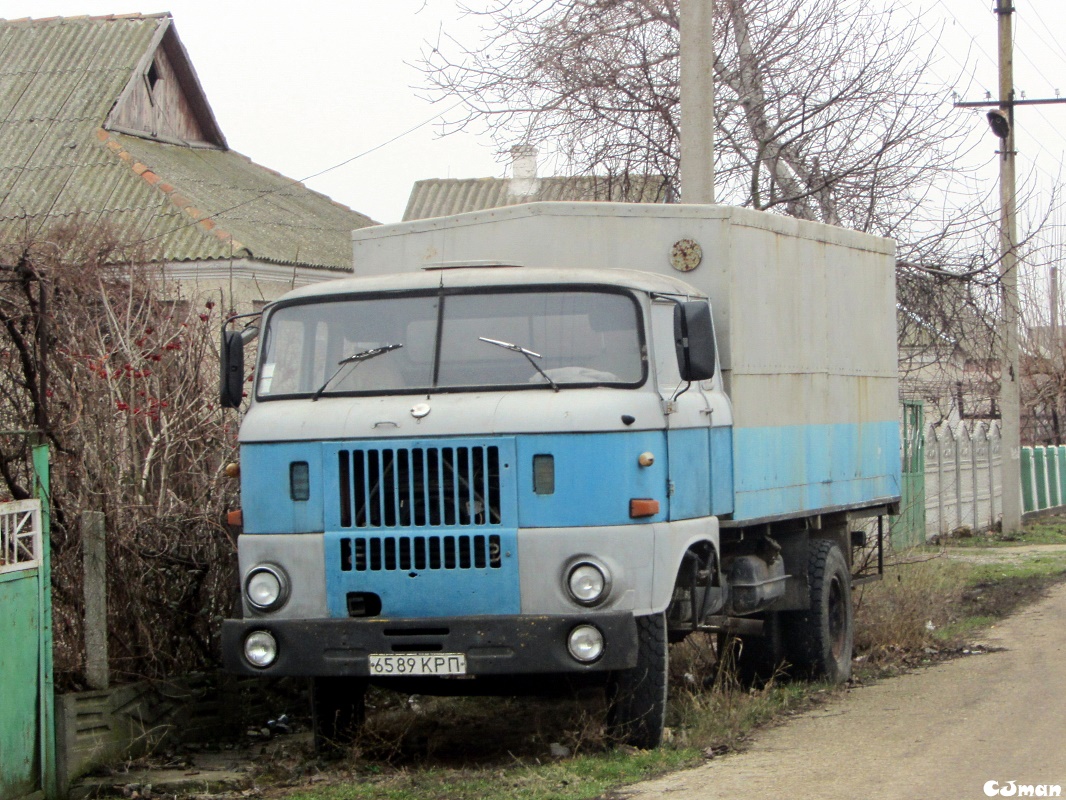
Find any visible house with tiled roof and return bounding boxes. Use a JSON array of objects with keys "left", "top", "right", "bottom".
[
  {"left": 403, "top": 145, "right": 673, "bottom": 221},
  {"left": 0, "top": 13, "right": 374, "bottom": 308}
]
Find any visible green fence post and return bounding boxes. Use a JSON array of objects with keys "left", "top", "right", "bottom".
[
  {"left": 1048, "top": 448, "right": 1060, "bottom": 508},
  {"left": 32, "top": 441, "right": 56, "bottom": 800},
  {"left": 1059, "top": 447, "right": 1066, "bottom": 505},
  {"left": 1021, "top": 447, "right": 1035, "bottom": 513},
  {"left": 1035, "top": 446, "right": 1048, "bottom": 511}
]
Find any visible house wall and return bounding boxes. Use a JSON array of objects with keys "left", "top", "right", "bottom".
[
  {"left": 900, "top": 345, "right": 998, "bottom": 425},
  {"left": 162, "top": 259, "right": 347, "bottom": 314}
]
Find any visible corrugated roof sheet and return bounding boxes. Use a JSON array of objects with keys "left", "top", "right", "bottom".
[
  {"left": 403, "top": 175, "right": 674, "bottom": 221},
  {"left": 0, "top": 14, "right": 374, "bottom": 270}
]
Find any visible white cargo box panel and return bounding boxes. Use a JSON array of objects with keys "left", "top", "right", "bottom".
[{"left": 351, "top": 203, "right": 900, "bottom": 523}]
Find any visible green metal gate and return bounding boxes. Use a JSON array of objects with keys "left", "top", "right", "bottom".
[
  {"left": 0, "top": 443, "right": 55, "bottom": 800},
  {"left": 892, "top": 401, "right": 927, "bottom": 547}
]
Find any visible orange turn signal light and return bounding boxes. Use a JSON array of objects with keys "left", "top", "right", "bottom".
[
  {"left": 629, "top": 498, "right": 660, "bottom": 518},
  {"left": 226, "top": 509, "right": 243, "bottom": 527}
]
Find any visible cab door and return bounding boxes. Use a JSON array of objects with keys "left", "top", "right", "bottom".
[{"left": 650, "top": 299, "right": 712, "bottom": 520}]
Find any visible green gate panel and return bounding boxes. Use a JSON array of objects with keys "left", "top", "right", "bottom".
[
  {"left": 1, "top": 444, "right": 54, "bottom": 800},
  {"left": 891, "top": 401, "right": 926, "bottom": 547},
  {"left": 0, "top": 570, "right": 42, "bottom": 800}
]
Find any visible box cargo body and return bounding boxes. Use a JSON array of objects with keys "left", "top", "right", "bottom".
[{"left": 351, "top": 202, "right": 900, "bottom": 524}]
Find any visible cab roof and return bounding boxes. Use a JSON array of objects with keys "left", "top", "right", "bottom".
[{"left": 275, "top": 266, "right": 707, "bottom": 305}]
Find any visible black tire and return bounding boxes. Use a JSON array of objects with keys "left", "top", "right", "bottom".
[
  {"left": 716, "top": 611, "right": 786, "bottom": 688},
  {"left": 783, "top": 539, "right": 853, "bottom": 682},
  {"left": 311, "top": 676, "right": 367, "bottom": 755},
  {"left": 607, "top": 612, "right": 668, "bottom": 749}
]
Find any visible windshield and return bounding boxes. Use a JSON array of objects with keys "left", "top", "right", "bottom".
[{"left": 256, "top": 288, "right": 645, "bottom": 399}]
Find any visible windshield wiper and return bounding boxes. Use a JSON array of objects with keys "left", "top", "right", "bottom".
[
  {"left": 310, "top": 343, "right": 403, "bottom": 401},
  {"left": 478, "top": 337, "right": 559, "bottom": 392}
]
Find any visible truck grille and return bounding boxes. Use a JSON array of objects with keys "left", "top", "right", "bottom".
[
  {"left": 339, "top": 534, "right": 503, "bottom": 572},
  {"left": 337, "top": 445, "right": 501, "bottom": 529}
]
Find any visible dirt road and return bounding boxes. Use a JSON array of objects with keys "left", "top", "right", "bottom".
[{"left": 623, "top": 581, "right": 1066, "bottom": 800}]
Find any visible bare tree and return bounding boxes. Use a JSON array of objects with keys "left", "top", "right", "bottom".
[
  {"left": 423, "top": 0, "right": 1066, "bottom": 422},
  {"left": 0, "top": 222, "right": 239, "bottom": 687},
  {"left": 1017, "top": 211, "right": 1066, "bottom": 445},
  {"left": 422, "top": 0, "right": 975, "bottom": 234}
]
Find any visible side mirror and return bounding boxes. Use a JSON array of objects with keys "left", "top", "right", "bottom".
[
  {"left": 674, "top": 301, "right": 716, "bottom": 381},
  {"left": 220, "top": 329, "right": 245, "bottom": 408}
]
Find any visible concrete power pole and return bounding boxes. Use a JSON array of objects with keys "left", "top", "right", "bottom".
[
  {"left": 996, "top": 0, "right": 1022, "bottom": 533},
  {"left": 956, "top": 2, "right": 1066, "bottom": 530},
  {"left": 680, "top": 0, "right": 715, "bottom": 203}
]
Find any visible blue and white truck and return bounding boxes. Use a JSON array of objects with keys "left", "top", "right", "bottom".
[{"left": 219, "top": 203, "right": 900, "bottom": 749}]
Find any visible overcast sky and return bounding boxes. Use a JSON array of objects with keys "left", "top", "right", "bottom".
[{"left": 1, "top": 0, "right": 1064, "bottom": 226}]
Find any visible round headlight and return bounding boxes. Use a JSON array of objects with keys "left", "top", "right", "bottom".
[
  {"left": 567, "top": 624, "right": 605, "bottom": 663},
  {"left": 245, "top": 564, "right": 289, "bottom": 611},
  {"left": 244, "top": 630, "right": 278, "bottom": 668},
  {"left": 567, "top": 561, "right": 610, "bottom": 606}
]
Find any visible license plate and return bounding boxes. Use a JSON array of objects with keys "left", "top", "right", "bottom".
[{"left": 368, "top": 653, "right": 467, "bottom": 676}]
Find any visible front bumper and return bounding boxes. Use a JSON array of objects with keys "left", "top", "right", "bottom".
[{"left": 221, "top": 613, "right": 639, "bottom": 677}]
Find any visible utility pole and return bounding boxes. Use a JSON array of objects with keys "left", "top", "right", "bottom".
[
  {"left": 1052, "top": 265, "right": 1061, "bottom": 444},
  {"left": 955, "top": 0, "right": 1066, "bottom": 532},
  {"left": 1051, "top": 267, "right": 1059, "bottom": 342},
  {"left": 996, "top": 0, "right": 1022, "bottom": 533},
  {"left": 680, "top": 0, "right": 715, "bottom": 203}
]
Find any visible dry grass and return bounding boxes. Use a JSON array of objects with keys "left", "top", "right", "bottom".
[
  {"left": 853, "top": 540, "right": 1066, "bottom": 671},
  {"left": 657, "top": 631, "right": 804, "bottom": 755},
  {"left": 853, "top": 556, "right": 968, "bottom": 664},
  {"left": 327, "top": 691, "right": 615, "bottom": 768}
]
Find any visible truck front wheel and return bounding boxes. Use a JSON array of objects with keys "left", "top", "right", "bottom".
[
  {"left": 311, "top": 676, "right": 367, "bottom": 754},
  {"left": 606, "top": 612, "right": 668, "bottom": 749},
  {"left": 783, "top": 539, "right": 853, "bottom": 682}
]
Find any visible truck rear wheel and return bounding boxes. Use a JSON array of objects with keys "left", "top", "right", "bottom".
[
  {"left": 606, "top": 612, "right": 668, "bottom": 749},
  {"left": 311, "top": 676, "right": 367, "bottom": 754},
  {"left": 784, "top": 539, "right": 853, "bottom": 682}
]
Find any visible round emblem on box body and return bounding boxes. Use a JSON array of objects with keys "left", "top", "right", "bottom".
[{"left": 670, "top": 238, "right": 703, "bottom": 272}]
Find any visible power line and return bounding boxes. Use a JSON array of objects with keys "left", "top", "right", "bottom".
[
  {"left": 929, "top": 0, "right": 1066, "bottom": 188},
  {"left": 932, "top": 0, "right": 998, "bottom": 91},
  {"left": 1022, "top": 3, "right": 1066, "bottom": 74}
]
